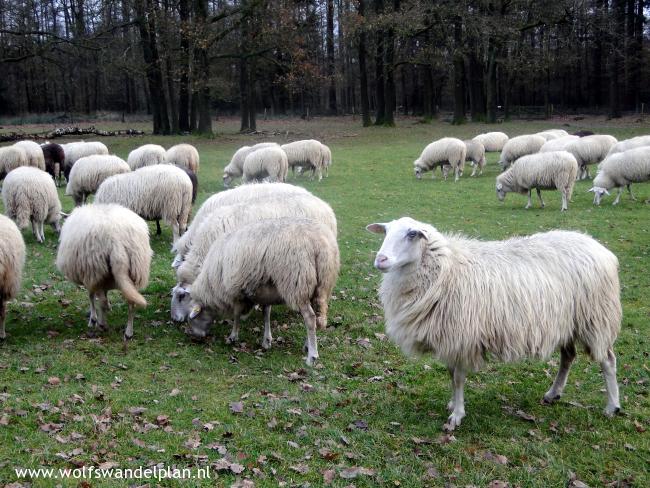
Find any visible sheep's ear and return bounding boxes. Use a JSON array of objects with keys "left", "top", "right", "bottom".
[
  {"left": 366, "top": 223, "right": 386, "bottom": 234},
  {"left": 496, "top": 183, "right": 503, "bottom": 190},
  {"left": 189, "top": 304, "right": 202, "bottom": 320}
]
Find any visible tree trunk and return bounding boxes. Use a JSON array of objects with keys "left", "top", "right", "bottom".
[
  {"left": 452, "top": 17, "right": 465, "bottom": 125},
  {"left": 373, "top": 0, "right": 385, "bottom": 125},
  {"left": 178, "top": 0, "right": 191, "bottom": 132},
  {"left": 194, "top": 0, "right": 212, "bottom": 134},
  {"left": 383, "top": 0, "right": 398, "bottom": 126},
  {"left": 358, "top": 0, "right": 372, "bottom": 126},
  {"left": 609, "top": 0, "right": 625, "bottom": 118},
  {"left": 326, "top": 0, "right": 337, "bottom": 114},
  {"left": 486, "top": 40, "right": 498, "bottom": 123}
]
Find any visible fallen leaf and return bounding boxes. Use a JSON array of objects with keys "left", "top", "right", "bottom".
[
  {"left": 481, "top": 451, "right": 508, "bottom": 465},
  {"left": 340, "top": 466, "right": 375, "bottom": 479},
  {"left": 155, "top": 415, "right": 169, "bottom": 426},
  {"left": 515, "top": 410, "right": 536, "bottom": 422},
  {"left": 290, "top": 464, "right": 309, "bottom": 474},
  {"left": 436, "top": 433, "right": 456, "bottom": 444},
  {"left": 411, "top": 436, "right": 432, "bottom": 445},
  {"left": 169, "top": 388, "right": 181, "bottom": 397},
  {"left": 97, "top": 461, "right": 119, "bottom": 470},
  {"left": 230, "top": 402, "right": 244, "bottom": 414},
  {"left": 487, "top": 481, "right": 510, "bottom": 488},
  {"left": 230, "top": 463, "right": 245, "bottom": 474},
  {"left": 128, "top": 407, "right": 147, "bottom": 416},
  {"left": 323, "top": 469, "right": 336, "bottom": 485},
  {"left": 47, "top": 377, "right": 61, "bottom": 386}
]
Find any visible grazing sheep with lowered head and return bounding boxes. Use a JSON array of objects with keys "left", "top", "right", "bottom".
[
  {"left": 0, "top": 214, "right": 25, "bottom": 340},
  {"left": 498, "top": 135, "right": 546, "bottom": 171},
  {"left": 62, "top": 141, "right": 109, "bottom": 181},
  {"left": 56, "top": 204, "right": 152, "bottom": 340},
  {"left": 0, "top": 146, "right": 28, "bottom": 179},
  {"left": 65, "top": 155, "right": 131, "bottom": 206},
  {"left": 242, "top": 146, "right": 288, "bottom": 183},
  {"left": 589, "top": 146, "right": 650, "bottom": 205},
  {"left": 13, "top": 141, "right": 45, "bottom": 171},
  {"left": 127, "top": 144, "right": 166, "bottom": 170},
  {"left": 281, "top": 139, "right": 328, "bottom": 181},
  {"left": 41, "top": 143, "right": 65, "bottom": 183},
  {"left": 166, "top": 143, "right": 199, "bottom": 173},
  {"left": 463, "top": 140, "right": 486, "bottom": 176},
  {"left": 223, "top": 143, "right": 278, "bottom": 187},
  {"left": 366, "top": 217, "right": 622, "bottom": 430},
  {"left": 564, "top": 134, "right": 618, "bottom": 179},
  {"left": 539, "top": 135, "right": 579, "bottom": 153},
  {"left": 606, "top": 135, "right": 650, "bottom": 157},
  {"left": 414, "top": 138, "right": 466, "bottom": 182},
  {"left": 472, "top": 132, "right": 508, "bottom": 152}
]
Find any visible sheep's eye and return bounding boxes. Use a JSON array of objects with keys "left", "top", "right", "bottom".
[{"left": 407, "top": 230, "right": 419, "bottom": 239}]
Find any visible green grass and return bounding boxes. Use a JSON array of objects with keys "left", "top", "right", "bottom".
[{"left": 0, "top": 117, "right": 648, "bottom": 487}]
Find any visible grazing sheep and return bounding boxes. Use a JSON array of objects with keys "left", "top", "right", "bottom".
[
  {"left": 13, "top": 141, "right": 45, "bottom": 171},
  {"left": 320, "top": 143, "right": 332, "bottom": 177},
  {"left": 242, "top": 146, "right": 289, "bottom": 183},
  {"left": 606, "top": 135, "right": 650, "bottom": 157},
  {"left": 65, "top": 155, "right": 131, "bottom": 206},
  {"left": 2, "top": 167, "right": 62, "bottom": 242},
  {"left": 187, "top": 218, "right": 340, "bottom": 365},
  {"left": 539, "top": 135, "right": 580, "bottom": 153},
  {"left": 414, "top": 138, "right": 466, "bottom": 182},
  {"left": 171, "top": 193, "right": 338, "bottom": 325},
  {"left": 496, "top": 151, "right": 578, "bottom": 211},
  {"left": 0, "top": 214, "right": 25, "bottom": 340},
  {"left": 56, "top": 204, "right": 152, "bottom": 340},
  {"left": 498, "top": 135, "right": 546, "bottom": 171},
  {"left": 41, "top": 143, "right": 65, "bottom": 183},
  {"left": 154, "top": 166, "right": 198, "bottom": 237},
  {"left": 95, "top": 164, "right": 192, "bottom": 244},
  {"left": 62, "top": 141, "right": 109, "bottom": 181},
  {"left": 535, "top": 129, "right": 569, "bottom": 141},
  {"left": 281, "top": 139, "right": 328, "bottom": 181},
  {"left": 472, "top": 132, "right": 509, "bottom": 152},
  {"left": 127, "top": 144, "right": 166, "bottom": 170},
  {"left": 572, "top": 130, "right": 595, "bottom": 137},
  {"left": 366, "top": 217, "right": 622, "bottom": 430},
  {"left": 463, "top": 140, "right": 486, "bottom": 177},
  {"left": 0, "top": 146, "right": 28, "bottom": 178},
  {"left": 564, "top": 134, "right": 618, "bottom": 179},
  {"left": 223, "top": 143, "right": 278, "bottom": 187},
  {"left": 589, "top": 146, "right": 650, "bottom": 205},
  {"left": 166, "top": 143, "right": 199, "bottom": 173}
]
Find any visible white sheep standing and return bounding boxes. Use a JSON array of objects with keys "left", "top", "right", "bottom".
[
  {"left": 187, "top": 218, "right": 340, "bottom": 366},
  {"left": 535, "top": 129, "right": 569, "bottom": 141},
  {"left": 127, "top": 144, "right": 166, "bottom": 170},
  {"left": 166, "top": 143, "right": 200, "bottom": 173},
  {"left": 95, "top": 164, "right": 193, "bottom": 244},
  {"left": 539, "top": 135, "right": 580, "bottom": 153},
  {"left": 65, "top": 155, "right": 131, "bottom": 206},
  {"left": 498, "top": 134, "right": 546, "bottom": 171},
  {"left": 2, "top": 167, "right": 62, "bottom": 242},
  {"left": 472, "top": 132, "right": 508, "bottom": 152},
  {"left": 0, "top": 146, "right": 28, "bottom": 177},
  {"left": 13, "top": 141, "right": 45, "bottom": 171},
  {"left": 463, "top": 140, "right": 486, "bottom": 177},
  {"left": 222, "top": 143, "right": 278, "bottom": 187},
  {"left": 564, "top": 134, "right": 618, "bottom": 179},
  {"left": 366, "top": 217, "right": 622, "bottom": 430},
  {"left": 281, "top": 139, "right": 328, "bottom": 181},
  {"left": 414, "top": 138, "right": 466, "bottom": 182},
  {"left": 496, "top": 151, "right": 578, "bottom": 211},
  {"left": 0, "top": 214, "right": 25, "bottom": 340},
  {"left": 56, "top": 204, "right": 152, "bottom": 340},
  {"left": 62, "top": 141, "right": 109, "bottom": 181},
  {"left": 589, "top": 146, "right": 650, "bottom": 205},
  {"left": 606, "top": 135, "right": 650, "bottom": 157},
  {"left": 242, "top": 146, "right": 289, "bottom": 183}
]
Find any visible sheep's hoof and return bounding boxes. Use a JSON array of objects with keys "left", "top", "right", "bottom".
[
  {"left": 542, "top": 393, "right": 561, "bottom": 404},
  {"left": 225, "top": 334, "right": 238, "bottom": 345},
  {"left": 261, "top": 338, "right": 272, "bottom": 350},
  {"left": 305, "top": 355, "right": 319, "bottom": 367},
  {"left": 98, "top": 322, "right": 108, "bottom": 332},
  {"left": 604, "top": 405, "right": 621, "bottom": 417},
  {"left": 123, "top": 331, "right": 133, "bottom": 341},
  {"left": 444, "top": 412, "right": 465, "bottom": 431},
  {"left": 316, "top": 317, "right": 327, "bottom": 330}
]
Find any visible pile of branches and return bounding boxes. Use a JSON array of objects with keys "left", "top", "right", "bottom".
[{"left": 0, "top": 126, "right": 145, "bottom": 142}]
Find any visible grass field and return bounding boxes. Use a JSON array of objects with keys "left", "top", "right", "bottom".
[{"left": 0, "top": 116, "right": 648, "bottom": 487}]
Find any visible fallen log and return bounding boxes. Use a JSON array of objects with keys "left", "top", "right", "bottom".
[{"left": 0, "top": 126, "right": 145, "bottom": 142}]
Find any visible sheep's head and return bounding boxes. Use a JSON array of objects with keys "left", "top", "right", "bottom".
[
  {"left": 588, "top": 186, "right": 609, "bottom": 205},
  {"left": 187, "top": 301, "right": 217, "bottom": 338},
  {"left": 413, "top": 160, "right": 423, "bottom": 179},
  {"left": 496, "top": 182, "right": 506, "bottom": 201},
  {"left": 171, "top": 283, "right": 193, "bottom": 322},
  {"left": 222, "top": 172, "right": 232, "bottom": 188},
  {"left": 366, "top": 217, "right": 431, "bottom": 272}
]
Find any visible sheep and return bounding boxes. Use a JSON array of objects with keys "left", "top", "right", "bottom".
[
  {"left": 56, "top": 204, "right": 152, "bottom": 340},
  {"left": 564, "top": 134, "right": 618, "bottom": 179},
  {"left": 41, "top": 143, "right": 65, "bottom": 184},
  {"left": 320, "top": 143, "right": 332, "bottom": 177},
  {"left": 13, "top": 141, "right": 45, "bottom": 171},
  {"left": 606, "top": 135, "right": 650, "bottom": 157},
  {"left": 0, "top": 146, "right": 28, "bottom": 179},
  {"left": 62, "top": 141, "right": 109, "bottom": 181},
  {"left": 127, "top": 144, "right": 166, "bottom": 170},
  {"left": 65, "top": 155, "right": 131, "bottom": 206},
  {"left": 366, "top": 217, "right": 622, "bottom": 430},
  {"left": 463, "top": 140, "right": 486, "bottom": 177},
  {"left": 281, "top": 139, "right": 328, "bottom": 181},
  {"left": 223, "top": 143, "right": 278, "bottom": 187},
  {"left": 572, "top": 130, "right": 595, "bottom": 137},
  {"left": 242, "top": 146, "right": 289, "bottom": 184},
  {"left": 414, "top": 138, "right": 466, "bottom": 182},
  {"left": 539, "top": 135, "right": 580, "bottom": 153},
  {"left": 166, "top": 143, "right": 199, "bottom": 173},
  {"left": 2, "top": 167, "right": 62, "bottom": 243},
  {"left": 172, "top": 182, "right": 309, "bottom": 263},
  {"left": 171, "top": 193, "right": 338, "bottom": 325},
  {"left": 0, "top": 214, "right": 25, "bottom": 340},
  {"left": 472, "top": 132, "right": 508, "bottom": 152},
  {"left": 495, "top": 151, "right": 578, "bottom": 211},
  {"left": 498, "top": 135, "right": 546, "bottom": 171},
  {"left": 186, "top": 218, "right": 340, "bottom": 365},
  {"left": 589, "top": 146, "right": 650, "bottom": 205},
  {"left": 535, "top": 129, "right": 569, "bottom": 141},
  {"left": 95, "top": 164, "right": 192, "bottom": 244}
]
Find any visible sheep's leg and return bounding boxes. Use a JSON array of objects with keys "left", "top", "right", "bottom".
[
  {"left": 300, "top": 303, "right": 319, "bottom": 366},
  {"left": 317, "top": 168, "right": 323, "bottom": 181},
  {"left": 525, "top": 190, "right": 533, "bottom": 209},
  {"left": 445, "top": 367, "right": 466, "bottom": 431},
  {"left": 454, "top": 165, "right": 460, "bottom": 182},
  {"left": 39, "top": 221, "right": 45, "bottom": 242},
  {"left": 124, "top": 302, "right": 135, "bottom": 340},
  {"left": 156, "top": 219, "right": 162, "bottom": 236},
  {"left": 31, "top": 220, "right": 42, "bottom": 243},
  {"left": 536, "top": 188, "right": 545, "bottom": 208},
  {"left": 561, "top": 190, "right": 568, "bottom": 211},
  {"left": 226, "top": 304, "right": 244, "bottom": 344},
  {"left": 613, "top": 187, "right": 623, "bottom": 205},
  {"left": 95, "top": 291, "right": 109, "bottom": 332},
  {"left": 87, "top": 292, "right": 98, "bottom": 336},
  {"left": 261, "top": 305, "right": 273, "bottom": 350},
  {"left": 600, "top": 348, "right": 621, "bottom": 416},
  {"left": 626, "top": 184, "right": 636, "bottom": 201},
  {"left": 171, "top": 221, "right": 180, "bottom": 243},
  {"left": 543, "top": 343, "right": 576, "bottom": 403},
  {"left": 313, "top": 292, "right": 329, "bottom": 330},
  {"left": 585, "top": 166, "right": 590, "bottom": 179},
  {"left": 0, "top": 300, "right": 6, "bottom": 340},
  {"left": 446, "top": 367, "right": 456, "bottom": 411},
  {"left": 470, "top": 163, "right": 477, "bottom": 177}
]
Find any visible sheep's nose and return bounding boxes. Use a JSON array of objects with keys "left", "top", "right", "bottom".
[{"left": 374, "top": 254, "right": 390, "bottom": 270}]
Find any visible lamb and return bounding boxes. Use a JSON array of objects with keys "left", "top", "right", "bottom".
[
  {"left": 223, "top": 142, "right": 278, "bottom": 187},
  {"left": 589, "top": 146, "right": 650, "bottom": 205},
  {"left": 606, "top": 135, "right": 650, "bottom": 157},
  {"left": 0, "top": 214, "right": 25, "bottom": 340},
  {"left": 242, "top": 146, "right": 289, "bottom": 183},
  {"left": 186, "top": 218, "right": 340, "bottom": 366},
  {"left": 414, "top": 138, "right": 466, "bottom": 182},
  {"left": 463, "top": 140, "right": 486, "bottom": 177},
  {"left": 281, "top": 139, "right": 328, "bottom": 181},
  {"left": 95, "top": 164, "right": 192, "bottom": 244},
  {"left": 56, "top": 204, "right": 152, "bottom": 340},
  {"left": 13, "top": 141, "right": 45, "bottom": 171},
  {"left": 366, "top": 217, "right": 622, "bottom": 430},
  {"left": 127, "top": 144, "right": 166, "bottom": 170},
  {"left": 498, "top": 135, "right": 546, "bottom": 171},
  {"left": 472, "top": 132, "right": 508, "bottom": 152},
  {"left": 166, "top": 143, "right": 199, "bottom": 173},
  {"left": 171, "top": 193, "right": 338, "bottom": 326},
  {"left": 564, "top": 134, "right": 618, "bottom": 179},
  {"left": 535, "top": 129, "right": 569, "bottom": 141},
  {"left": 62, "top": 141, "right": 109, "bottom": 181},
  {"left": 0, "top": 146, "right": 28, "bottom": 179},
  {"left": 495, "top": 151, "right": 578, "bottom": 211},
  {"left": 2, "top": 167, "right": 62, "bottom": 243},
  {"left": 65, "top": 155, "right": 131, "bottom": 206},
  {"left": 41, "top": 143, "right": 65, "bottom": 184},
  {"left": 539, "top": 135, "right": 579, "bottom": 153}
]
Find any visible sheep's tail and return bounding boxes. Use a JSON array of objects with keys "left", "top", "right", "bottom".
[{"left": 114, "top": 268, "right": 147, "bottom": 308}]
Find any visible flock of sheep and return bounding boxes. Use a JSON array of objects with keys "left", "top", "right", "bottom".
[
  {"left": 413, "top": 129, "right": 650, "bottom": 210},
  {"left": 0, "top": 128, "right": 640, "bottom": 432}
]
